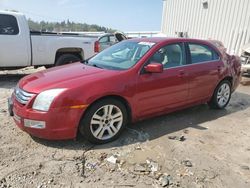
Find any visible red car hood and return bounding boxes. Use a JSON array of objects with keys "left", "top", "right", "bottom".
[{"left": 19, "top": 62, "right": 114, "bottom": 93}]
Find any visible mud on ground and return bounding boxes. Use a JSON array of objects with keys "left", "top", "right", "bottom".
[{"left": 0, "top": 67, "right": 250, "bottom": 188}]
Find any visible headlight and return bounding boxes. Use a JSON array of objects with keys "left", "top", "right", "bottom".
[{"left": 32, "top": 89, "right": 66, "bottom": 111}]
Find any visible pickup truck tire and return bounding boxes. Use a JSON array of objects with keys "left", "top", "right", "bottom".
[
  {"left": 208, "top": 80, "right": 232, "bottom": 109},
  {"left": 55, "top": 54, "right": 81, "bottom": 66}
]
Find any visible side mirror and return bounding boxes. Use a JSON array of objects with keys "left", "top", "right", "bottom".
[{"left": 144, "top": 62, "right": 163, "bottom": 73}]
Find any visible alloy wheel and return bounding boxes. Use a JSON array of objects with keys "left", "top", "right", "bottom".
[
  {"left": 90, "top": 105, "right": 123, "bottom": 140},
  {"left": 217, "top": 83, "right": 230, "bottom": 108}
]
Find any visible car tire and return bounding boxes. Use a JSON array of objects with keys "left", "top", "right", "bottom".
[
  {"left": 208, "top": 80, "right": 232, "bottom": 109},
  {"left": 55, "top": 54, "right": 81, "bottom": 66},
  {"left": 79, "top": 99, "right": 128, "bottom": 144}
]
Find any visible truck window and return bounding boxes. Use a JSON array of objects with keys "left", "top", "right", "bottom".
[
  {"left": 0, "top": 14, "right": 19, "bottom": 35},
  {"left": 110, "top": 35, "right": 116, "bottom": 43},
  {"left": 99, "top": 36, "right": 109, "bottom": 43}
]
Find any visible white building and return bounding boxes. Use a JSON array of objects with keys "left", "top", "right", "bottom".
[{"left": 161, "top": 0, "right": 250, "bottom": 54}]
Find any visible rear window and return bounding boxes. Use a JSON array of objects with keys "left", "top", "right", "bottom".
[
  {"left": 189, "top": 43, "right": 220, "bottom": 64},
  {"left": 0, "top": 14, "right": 19, "bottom": 35}
]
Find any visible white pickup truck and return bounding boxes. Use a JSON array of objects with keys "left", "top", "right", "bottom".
[{"left": 0, "top": 11, "right": 101, "bottom": 69}]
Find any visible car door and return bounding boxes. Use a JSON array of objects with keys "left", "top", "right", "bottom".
[
  {"left": 0, "top": 14, "right": 30, "bottom": 67},
  {"left": 186, "top": 43, "right": 222, "bottom": 103},
  {"left": 135, "top": 43, "right": 189, "bottom": 117}
]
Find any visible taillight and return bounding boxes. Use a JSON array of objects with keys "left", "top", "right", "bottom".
[{"left": 94, "top": 41, "right": 100, "bottom": 53}]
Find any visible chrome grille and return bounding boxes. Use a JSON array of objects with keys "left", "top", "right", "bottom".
[{"left": 14, "top": 87, "right": 35, "bottom": 105}]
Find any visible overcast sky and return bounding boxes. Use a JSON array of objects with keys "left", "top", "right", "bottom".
[{"left": 0, "top": 0, "right": 163, "bottom": 31}]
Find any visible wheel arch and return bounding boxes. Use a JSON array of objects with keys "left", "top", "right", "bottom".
[
  {"left": 75, "top": 95, "right": 132, "bottom": 140},
  {"left": 208, "top": 76, "right": 233, "bottom": 103},
  {"left": 222, "top": 76, "right": 233, "bottom": 86},
  {"left": 216, "top": 76, "right": 233, "bottom": 92},
  {"left": 77, "top": 95, "right": 132, "bottom": 131},
  {"left": 208, "top": 77, "right": 232, "bottom": 109},
  {"left": 213, "top": 75, "right": 233, "bottom": 91},
  {"left": 54, "top": 48, "right": 84, "bottom": 64}
]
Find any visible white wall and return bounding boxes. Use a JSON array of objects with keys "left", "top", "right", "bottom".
[{"left": 161, "top": 0, "right": 250, "bottom": 54}]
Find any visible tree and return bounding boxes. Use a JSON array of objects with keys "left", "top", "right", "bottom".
[{"left": 27, "top": 18, "right": 116, "bottom": 33}]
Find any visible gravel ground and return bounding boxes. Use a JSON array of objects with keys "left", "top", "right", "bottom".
[{"left": 0, "top": 67, "right": 250, "bottom": 188}]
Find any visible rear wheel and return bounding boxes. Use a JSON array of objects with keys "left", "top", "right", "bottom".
[
  {"left": 208, "top": 80, "right": 231, "bottom": 109},
  {"left": 55, "top": 54, "right": 81, "bottom": 66},
  {"left": 79, "top": 99, "right": 128, "bottom": 144}
]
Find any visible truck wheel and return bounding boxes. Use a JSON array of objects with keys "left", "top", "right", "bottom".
[
  {"left": 208, "top": 80, "right": 232, "bottom": 109},
  {"left": 79, "top": 99, "right": 128, "bottom": 144},
  {"left": 55, "top": 54, "right": 81, "bottom": 66}
]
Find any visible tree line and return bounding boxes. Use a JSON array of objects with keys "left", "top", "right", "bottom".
[{"left": 28, "top": 19, "right": 115, "bottom": 33}]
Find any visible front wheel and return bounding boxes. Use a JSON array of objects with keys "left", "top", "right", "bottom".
[
  {"left": 79, "top": 99, "right": 128, "bottom": 144},
  {"left": 208, "top": 80, "right": 232, "bottom": 109}
]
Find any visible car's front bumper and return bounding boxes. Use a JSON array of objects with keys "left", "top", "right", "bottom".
[{"left": 9, "top": 95, "right": 85, "bottom": 140}]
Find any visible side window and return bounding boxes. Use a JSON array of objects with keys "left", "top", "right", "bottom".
[
  {"left": 150, "top": 43, "right": 185, "bottom": 69},
  {"left": 99, "top": 36, "right": 109, "bottom": 43},
  {"left": 189, "top": 43, "right": 220, "bottom": 64},
  {"left": 0, "top": 14, "right": 19, "bottom": 35}
]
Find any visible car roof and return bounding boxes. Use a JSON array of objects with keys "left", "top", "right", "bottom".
[
  {"left": 128, "top": 37, "right": 220, "bottom": 53},
  {"left": 129, "top": 37, "right": 214, "bottom": 45}
]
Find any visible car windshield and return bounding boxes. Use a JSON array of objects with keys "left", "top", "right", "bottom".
[{"left": 87, "top": 41, "right": 155, "bottom": 70}]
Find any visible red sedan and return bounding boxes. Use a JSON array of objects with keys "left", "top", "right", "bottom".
[{"left": 8, "top": 38, "right": 241, "bottom": 144}]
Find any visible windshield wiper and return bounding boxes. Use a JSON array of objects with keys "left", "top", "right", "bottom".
[
  {"left": 91, "top": 64, "right": 103, "bottom": 69},
  {"left": 81, "top": 59, "right": 89, "bottom": 64},
  {"left": 82, "top": 59, "right": 103, "bottom": 69}
]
